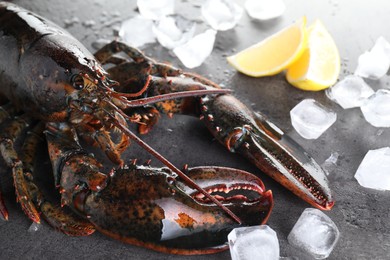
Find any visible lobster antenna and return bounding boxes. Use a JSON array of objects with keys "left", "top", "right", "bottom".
[
  {"left": 110, "top": 116, "right": 242, "bottom": 225},
  {"left": 120, "top": 89, "right": 231, "bottom": 108}
]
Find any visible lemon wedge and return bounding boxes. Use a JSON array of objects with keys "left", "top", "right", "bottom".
[
  {"left": 227, "top": 17, "right": 308, "bottom": 77},
  {"left": 286, "top": 20, "right": 340, "bottom": 91}
]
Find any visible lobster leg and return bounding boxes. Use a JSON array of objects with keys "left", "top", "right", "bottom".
[
  {"left": 94, "top": 40, "right": 182, "bottom": 78},
  {"left": 0, "top": 111, "right": 95, "bottom": 235},
  {"left": 0, "top": 104, "right": 21, "bottom": 220},
  {"left": 0, "top": 114, "right": 41, "bottom": 222},
  {"left": 21, "top": 123, "right": 95, "bottom": 236}
]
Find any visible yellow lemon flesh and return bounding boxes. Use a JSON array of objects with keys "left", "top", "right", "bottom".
[
  {"left": 227, "top": 17, "right": 308, "bottom": 77},
  {"left": 286, "top": 20, "right": 340, "bottom": 91}
]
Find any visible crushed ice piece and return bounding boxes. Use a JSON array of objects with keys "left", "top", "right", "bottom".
[
  {"left": 152, "top": 15, "right": 196, "bottom": 49},
  {"left": 321, "top": 152, "right": 339, "bottom": 176},
  {"left": 28, "top": 222, "right": 41, "bottom": 233},
  {"left": 325, "top": 75, "right": 374, "bottom": 109},
  {"left": 355, "top": 37, "right": 390, "bottom": 79},
  {"left": 119, "top": 16, "right": 156, "bottom": 47},
  {"left": 324, "top": 152, "right": 339, "bottom": 165},
  {"left": 137, "top": 0, "right": 175, "bottom": 20},
  {"left": 173, "top": 29, "right": 217, "bottom": 68},
  {"left": 63, "top": 16, "right": 80, "bottom": 28},
  {"left": 201, "top": 0, "right": 243, "bottom": 31},
  {"left": 244, "top": 0, "right": 286, "bottom": 20},
  {"left": 288, "top": 208, "right": 340, "bottom": 259},
  {"left": 290, "top": 99, "right": 337, "bottom": 139},
  {"left": 228, "top": 225, "right": 280, "bottom": 260},
  {"left": 355, "top": 147, "right": 390, "bottom": 190},
  {"left": 360, "top": 89, "right": 390, "bottom": 127},
  {"left": 82, "top": 20, "right": 96, "bottom": 28}
]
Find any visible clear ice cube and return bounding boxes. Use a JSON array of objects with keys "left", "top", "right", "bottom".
[
  {"left": 290, "top": 99, "right": 337, "bottom": 139},
  {"left": 152, "top": 15, "right": 196, "bottom": 49},
  {"left": 288, "top": 208, "right": 340, "bottom": 259},
  {"left": 228, "top": 225, "right": 280, "bottom": 260},
  {"left": 137, "top": 0, "right": 175, "bottom": 20},
  {"left": 355, "top": 37, "right": 390, "bottom": 80},
  {"left": 119, "top": 16, "right": 156, "bottom": 47},
  {"left": 244, "top": 0, "right": 286, "bottom": 21},
  {"left": 360, "top": 89, "right": 390, "bottom": 127},
  {"left": 325, "top": 75, "right": 374, "bottom": 109},
  {"left": 355, "top": 147, "right": 390, "bottom": 190},
  {"left": 201, "top": 0, "right": 243, "bottom": 31},
  {"left": 173, "top": 29, "right": 217, "bottom": 68}
]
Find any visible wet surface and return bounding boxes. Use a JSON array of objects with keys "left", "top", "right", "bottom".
[{"left": 1, "top": 0, "right": 390, "bottom": 259}]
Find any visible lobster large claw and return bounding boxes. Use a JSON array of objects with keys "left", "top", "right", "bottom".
[
  {"left": 76, "top": 166, "right": 273, "bottom": 255},
  {"left": 45, "top": 122, "right": 273, "bottom": 255},
  {"left": 200, "top": 94, "right": 334, "bottom": 210}
]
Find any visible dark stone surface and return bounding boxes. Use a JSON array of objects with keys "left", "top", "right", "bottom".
[{"left": 1, "top": 0, "right": 389, "bottom": 259}]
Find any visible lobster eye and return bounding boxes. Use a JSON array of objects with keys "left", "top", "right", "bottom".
[{"left": 71, "top": 75, "right": 84, "bottom": 90}]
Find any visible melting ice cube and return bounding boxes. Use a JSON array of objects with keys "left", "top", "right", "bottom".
[
  {"left": 119, "top": 15, "right": 156, "bottom": 47},
  {"left": 290, "top": 99, "right": 337, "bottom": 139},
  {"left": 228, "top": 225, "right": 280, "bottom": 260},
  {"left": 152, "top": 15, "right": 196, "bottom": 49},
  {"left": 355, "top": 36, "right": 390, "bottom": 79},
  {"left": 244, "top": 0, "right": 286, "bottom": 21},
  {"left": 173, "top": 29, "right": 217, "bottom": 68},
  {"left": 326, "top": 75, "right": 374, "bottom": 109},
  {"left": 201, "top": 0, "right": 243, "bottom": 31},
  {"left": 360, "top": 89, "right": 390, "bottom": 127},
  {"left": 288, "top": 208, "right": 340, "bottom": 259},
  {"left": 137, "top": 0, "right": 175, "bottom": 20},
  {"left": 355, "top": 147, "right": 390, "bottom": 190}
]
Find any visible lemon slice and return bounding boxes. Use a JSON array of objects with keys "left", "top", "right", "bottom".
[
  {"left": 227, "top": 17, "right": 308, "bottom": 77},
  {"left": 286, "top": 20, "right": 340, "bottom": 91}
]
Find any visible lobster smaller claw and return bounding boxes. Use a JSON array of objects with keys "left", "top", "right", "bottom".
[
  {"left": 77, "top": 166, "right": 273, "bottom": 255},
  {"left": 200, "top": 94, "right": 334, "bottom": 210}
]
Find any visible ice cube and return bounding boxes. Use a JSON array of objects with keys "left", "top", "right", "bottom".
[
  {"left": 355, "top": 37, "right": 390, "bottom": 79},
  {"left": 288, "top": 208, "right": 340, "bottom": 259},
  {"left": 201, "top": 0, "right": 243, "bottom": 31},
  {"left": 173, "top": 29, "right": 217, "bottom": 68},
  {"left": 360, "top": 89, "right": 390, "bottom": 127},
  {"left": 244, "top": 0, "right": 286, "bottom": 21},
  {"left": 325, "top": 75, "right": 374, "bottom": 109},
  {"left": 354, "top": 147, "right": 390, "bottom": 190},
  {"left": 152, "top": 16, "right": 196, "bottom": 49},
  {"left": 28, "top": 222, "right": 41, "bottom": 233},
  {"left": 119, "top": 16, "right": 156, "bottom": 47},
  {"left": 290, "top": 99, "right": 337, "bottom": 139},
  {"left": 137, "top": 0, "right": 175, "bottom": 20},
  {"left": 228, "top": 225, "right": 280, "bottom": 260}
]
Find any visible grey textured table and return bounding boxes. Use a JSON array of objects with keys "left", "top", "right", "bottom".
[{"left": 1, "top": 0, "right": 389, "bottom": 259}]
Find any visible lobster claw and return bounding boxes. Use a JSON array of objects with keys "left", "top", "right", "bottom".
[
  {"left": 75, "top": 165, "right": 273, "bottom": 255},
  {"left": 201, "top": 94, "right": 334, "bottom": 210}
]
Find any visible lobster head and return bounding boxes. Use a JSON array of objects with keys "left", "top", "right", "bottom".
[{"left": 73, "top": 165, "right": 273, "bottom": 254}]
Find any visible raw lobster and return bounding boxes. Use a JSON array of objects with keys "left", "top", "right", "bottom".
[{"left": 0, "top": 2, "right": 333, "bottom": 254}]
